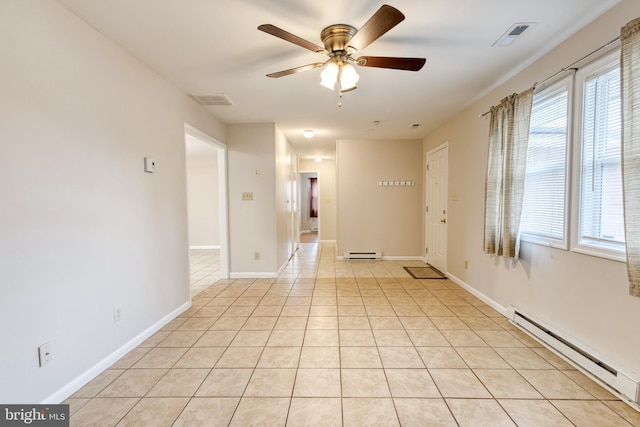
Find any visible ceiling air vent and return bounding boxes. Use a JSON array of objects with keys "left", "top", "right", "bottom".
[
  {"left": 492, "top": 22, "right": 536, "bottom": 47},
  {"left": 190, "top": 94, "right": 233, "bottom": 106}
]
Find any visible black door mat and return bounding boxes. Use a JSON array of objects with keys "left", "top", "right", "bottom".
[{"left": 403, "top": 265, "right": 447, "bottom": 279}]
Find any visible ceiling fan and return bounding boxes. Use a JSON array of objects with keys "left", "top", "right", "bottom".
[{"left": 258, "top": 4, "right": 426, "bottom": 94}]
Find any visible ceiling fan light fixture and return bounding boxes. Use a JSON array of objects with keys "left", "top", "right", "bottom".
[
  {"left": 339, "top": 63, "right": 359, "bottom": 91},
  {"left": 260, "top": 5, "right": 425, "bottom": 96},
  {"left": 320, "top": 62, "right": 339, "bottom": 90}
]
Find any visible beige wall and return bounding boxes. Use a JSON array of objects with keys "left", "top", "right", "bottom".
[
  {"left": 226, "top": 124, "right": 295, "bottom": 276},
  {"left": 424, "top": 0, "right": 640, "bottom": 378},
  {"left": 0, "top": 0, "right": 225, "bottom": 403},
  {"left": 300, "top": 158, "right": 337, "bottom": 242},
  {"left": 186, "top": 150, "right": 220, "bottom": 247},
  {"left": 337, "top": 139, "right": 423, "bottom": 257}
]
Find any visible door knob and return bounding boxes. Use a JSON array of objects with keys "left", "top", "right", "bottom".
[{"left": 440, "top": 218, "right": 446, "bottom": 223}]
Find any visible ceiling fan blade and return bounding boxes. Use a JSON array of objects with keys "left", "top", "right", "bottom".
[
  {"left": 346, "top": 5, "right": 405, "bottom": 53},
  {"left": 356, "top": 56, "right": 426, "bottom": 71},
  {"left": 266, "top": 62, "right": 326, "bottom": 78},
  {"left": 258, "top": 24, "right": 326, "bottom": 53}
]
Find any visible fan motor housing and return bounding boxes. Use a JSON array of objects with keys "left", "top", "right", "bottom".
[{"left": 320, "top": 24, "right": 357, "bottom": 52}]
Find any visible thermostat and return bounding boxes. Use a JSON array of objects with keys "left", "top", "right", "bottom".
[{"left": 144, "top": 157, "right": 155, "bottom": 173}]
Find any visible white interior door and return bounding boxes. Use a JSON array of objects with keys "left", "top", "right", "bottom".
[{"left": 426, "top": 144, "right": 449, "bottom": 273}]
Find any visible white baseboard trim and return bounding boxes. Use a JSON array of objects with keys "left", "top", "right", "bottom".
[
  {"left": 42, "top": 301, "right": 192, "bottom": 404},
  {"left": 319, "top": 240, "right": 336, "bottom": 244},
  {"left": 189, "top": 245, "right": 220, "bottom": 250},
  {"left": 446, "top": 272, "right": 508, "bottom": 317},
  {"left": 229, "top": 272, "right": 278, "bottom": 279}
]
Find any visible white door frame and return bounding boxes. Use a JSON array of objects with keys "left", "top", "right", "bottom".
[
  {"left": 425, "top": 142, "right": 449, "bottom": 273},
  {"left": 299, "top": 169, "right": 320, "bottom": 239},
  {"left": 184, "top": 123, "right": 229, "bottom": 279}
]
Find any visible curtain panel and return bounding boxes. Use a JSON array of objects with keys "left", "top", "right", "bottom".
[
  {"left": 621, "top": 17, "right": 640, "bottom": 298},
  {"left": 483, "top": 88, "right": 534, "bottom": 259}
]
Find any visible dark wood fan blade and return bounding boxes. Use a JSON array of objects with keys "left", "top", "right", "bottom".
[
  {"left": 258, "top": 24, "right": 325, "bottom": 53},
  {"left": 346, "top": 5, "right": 405, "bottom": 53},
  {"left": 266, "top": 62, "right": 326, "bottom": 78},
  {"left": 357, "top": 56, "right": 426, "bottom": 71}
]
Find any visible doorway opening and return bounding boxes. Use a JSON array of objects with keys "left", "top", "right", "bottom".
[
  {"left": 184, "top": 124, "right": 229, "bottom": 296},
  {"left": 299, "top": 171, "right": 319, "bottom": 243}
]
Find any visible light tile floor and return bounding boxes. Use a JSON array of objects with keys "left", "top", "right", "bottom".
[
  {"left": 190, "top": 249, "right": 220, "bottom": 297},
  {"left": 67, "top": 242, "right": 640, "bottom": 426}
]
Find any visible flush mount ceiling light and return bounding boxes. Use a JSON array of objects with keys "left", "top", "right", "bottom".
[
  {"left": 303, "top": 129, "right": 315, "bottom": 138},
  {"left": 258, "top": 4, "right": 426, "bottom": 98},
  {"left": 315, "top": 157, "right": 323, "bottom": 163}
]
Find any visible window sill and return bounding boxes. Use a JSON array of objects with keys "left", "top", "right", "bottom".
[
  {"left": 571, "top": 244, "right": 626, "bottom": 263},
  {"left": 520, "top": 234, "right": 568, "bottom": 250}
]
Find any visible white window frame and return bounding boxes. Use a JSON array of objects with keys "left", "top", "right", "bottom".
[
  {"left": 520, "top": 75, "right": 574, "bottom": 249},
  {"left": 570, "top": 50, "right": 626, "bottom": 262}
]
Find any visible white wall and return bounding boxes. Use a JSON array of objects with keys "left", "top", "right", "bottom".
[
  {"left": 300, "top": 158, "right": 337, "bottom": 242},
  {"left": 0, "top": 0, "right": 226, "bottom": 403},
  {"left": 227, "top": 123, "right": 277, "bottom": 275},
  {"left": 186, "top": 144, "right": 220, "bottom": 247},
  {"left": 275, "top": 126, "right": 294, "bottom": 271},
  {"left": 337, "top": 139, "right": 423, "bottom": 257},
  {"left": 226, "top": 124, "right": 296, "bottom": 276},
  {"left": 424, "top": 0, "right": 640, "bottom": 378}
]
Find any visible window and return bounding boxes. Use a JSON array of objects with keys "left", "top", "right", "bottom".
[
  {"left": 573, "top": 52, "right": 625, "bottom": 260},
  {"left": 519, "top": 49, "right": 626, "bottom": 261},
  {"left": 520, "top": 77, "right": 572, "bottom": 247}
]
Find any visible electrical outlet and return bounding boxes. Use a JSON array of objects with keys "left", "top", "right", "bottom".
[
  {"left": 254, "top": 251, "right": 260, "bottom": 260},
  {"left": 114, "top": 306, "right": 122, "bottom": 323},
  {"left": 242, "top": 192, "right": 253, "bottom": 201},
  {"left": 38, "top": 342, "right": 52, "bottom": 367}
]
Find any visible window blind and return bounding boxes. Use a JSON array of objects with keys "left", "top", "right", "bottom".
[
  {"left": 579, "top": 65, "right": 625, "bottom": 250},
  {"left": 520, "top": 81, "right": 570, "bottom": 245}
]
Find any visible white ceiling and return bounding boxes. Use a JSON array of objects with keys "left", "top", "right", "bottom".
[{"left": 57, "top": 0, "right": 620, "bottom": 159}]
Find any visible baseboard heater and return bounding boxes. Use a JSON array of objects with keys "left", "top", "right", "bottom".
[
  {"left": 508, "top": 307, "right": 640, "bottom": 406},
  {"left": 343, "top": 251, "right": 381, "bottom": 260}
]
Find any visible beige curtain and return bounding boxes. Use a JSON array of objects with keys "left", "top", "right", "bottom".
[
  {"left": 483, "top": 88, "right": 534, "bottom": 259},
  {"left": 621, "top": 18, "right": 640, "bottom": 298}
]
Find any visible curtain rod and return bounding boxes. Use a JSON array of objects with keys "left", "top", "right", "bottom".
[{"left": 479, "top": 35, "right": 621, "bottom": 118}]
